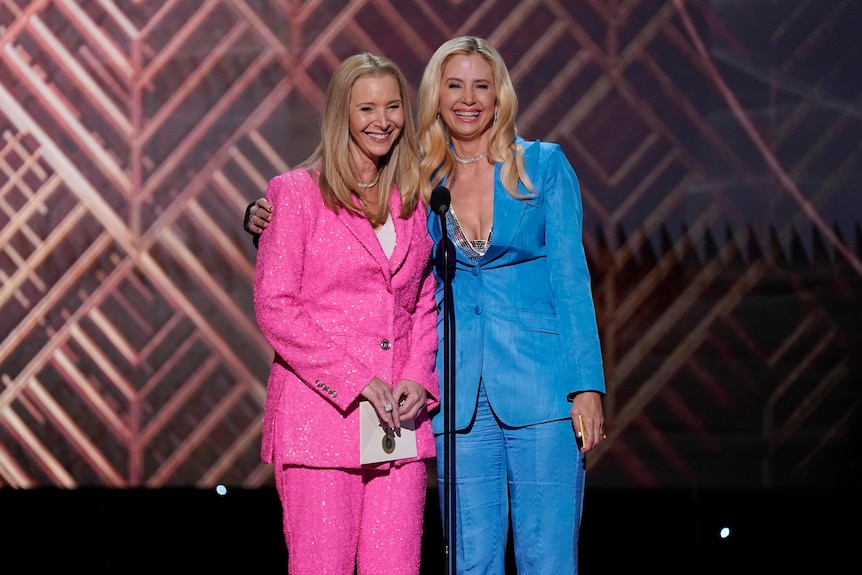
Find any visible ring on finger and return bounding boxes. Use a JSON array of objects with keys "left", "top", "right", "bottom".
[{"left": 384, "top": 403, "right": 393, "bottom": 413}]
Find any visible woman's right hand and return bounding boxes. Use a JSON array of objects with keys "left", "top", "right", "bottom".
[
  {"left": 361, "top": 377, "right": 401, "bottom": 430},
  {"left": 245, "top": 197, "right": 273, "bottom": 235}
]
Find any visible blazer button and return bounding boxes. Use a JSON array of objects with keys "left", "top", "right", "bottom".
[{"left": 380, "top": 339, "right": 391, "bottom": 350}]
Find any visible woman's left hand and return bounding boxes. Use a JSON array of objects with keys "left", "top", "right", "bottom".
[
  {"left": 570, "top": 391, "right": 605, "bottom": 452},
  {"left": 391, "top": 379, "right": 428, "bottom": 424}
]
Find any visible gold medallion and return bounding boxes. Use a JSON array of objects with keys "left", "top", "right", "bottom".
[{"left": 381, "top": 433, "right": 396, "bottom": 454}]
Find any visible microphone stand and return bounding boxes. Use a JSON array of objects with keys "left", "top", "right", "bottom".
[{"left": 437, "top": 206, "right": 456, "bottom": 575}]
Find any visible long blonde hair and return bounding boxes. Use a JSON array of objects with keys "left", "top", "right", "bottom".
[
  {"left": 417, "top": 36, "right": 533, "bottom": 204},
  {"left": 300, "top": 52, "right": 422, "bottom": 221}
]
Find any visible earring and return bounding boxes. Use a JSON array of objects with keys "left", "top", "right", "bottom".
[{"left": 493, "top": 110, "right": 498, "bottom": 126}]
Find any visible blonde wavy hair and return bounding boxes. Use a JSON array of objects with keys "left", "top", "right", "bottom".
[
  {"left": 417, "top": 36, "right": 533, "bottom": 204},
  {"left": 300, "top": 52, "right": 422, "bottom": 223}
]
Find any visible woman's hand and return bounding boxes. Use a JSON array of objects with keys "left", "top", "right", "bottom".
[
  {"left": 245, "top": 197, "right": 273, "bottom": 235},
  {"left": 569, "top": 390, "right": 605, "bottom": 453},
  {"left": 361, "top": 378, "right": 427, "bottom": 431},
  {"left": 391, "top": 379, "right": 428, "bottom": 423},
  {"left": 361, "top": 377, "right": 401, "bottom": 429}
]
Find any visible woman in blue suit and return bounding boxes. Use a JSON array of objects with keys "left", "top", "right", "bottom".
[{"left": 417, "top": 36, "right": 606, "bottom": 574}]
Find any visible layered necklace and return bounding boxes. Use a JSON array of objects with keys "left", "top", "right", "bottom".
[
  {"left": 453, "top": 151, "right": 488, "bottom": 164},
  {"left": 357, "top": 173, "right": 380, "bottom": 189}
]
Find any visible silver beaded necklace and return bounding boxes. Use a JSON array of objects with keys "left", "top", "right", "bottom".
[
  {"left": 453, "top": 152, "right": 488, "bottom": 164},
  {"left": 356, "top": 173, "right": 380, "bottom": 189}
]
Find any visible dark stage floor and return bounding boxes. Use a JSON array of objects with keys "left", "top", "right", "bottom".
[{"left": 1, "top": 486, "right": 856, "bottom": 573}]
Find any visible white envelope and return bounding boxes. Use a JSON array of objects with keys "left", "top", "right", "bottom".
[{"left": 359, "top": 400, "right": 417, "bottom": 464}]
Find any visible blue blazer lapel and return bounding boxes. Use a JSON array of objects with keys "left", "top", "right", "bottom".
[
  {"left": 482, "top": 170, "right": 524, "bottom": 264},
  {"left": 481, "top": 140, "right": 540, "bottom": 265}
]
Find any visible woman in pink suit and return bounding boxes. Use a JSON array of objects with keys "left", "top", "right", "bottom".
[{"left": 253, "top": 52, "right": 439, "bottom": 575}]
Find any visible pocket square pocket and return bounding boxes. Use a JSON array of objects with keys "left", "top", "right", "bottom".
[{"left": 359, "top": 401, "right": 417, "bottom": 464}]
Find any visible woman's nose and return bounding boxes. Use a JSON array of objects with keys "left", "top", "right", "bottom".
[{"left": 376, "top": 110, "right": 392, "bottom": 128}]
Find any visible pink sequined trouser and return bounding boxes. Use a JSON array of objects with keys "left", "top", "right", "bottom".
[{"left": 275, "top": 461, "right": 428, "bottom": 575}]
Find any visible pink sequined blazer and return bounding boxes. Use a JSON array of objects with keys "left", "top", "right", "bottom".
[{"left": 254, "top": 168, "right": 440, "bottom": 469}]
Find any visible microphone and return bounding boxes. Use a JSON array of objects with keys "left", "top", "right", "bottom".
[{"left": 430, "top": 186, "right": 451, "bottom": 215}]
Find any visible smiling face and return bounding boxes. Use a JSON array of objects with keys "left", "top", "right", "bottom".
[
  {"left": 348, "top": 74, "right": 405, "bottom": 170},
  {"left": 438, "top": 53, "right": 497, "bottom": 146}
]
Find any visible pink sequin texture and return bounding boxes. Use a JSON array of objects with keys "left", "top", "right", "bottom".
[
  {"left": 254, "top": 168, "right": 440, "bottom": 573},
  {"left": 254, "top": 170, "right": 438, "bottom": 470},
  {"left": 277, "top": 461, "right": 427, "bottom": 573}
]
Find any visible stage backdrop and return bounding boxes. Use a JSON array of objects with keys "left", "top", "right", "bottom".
[{"left": 0, "top": 1, "right": 859, "bottom": 490}]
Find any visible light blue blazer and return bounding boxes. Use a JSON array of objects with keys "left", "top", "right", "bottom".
[{"left": 428, "top": 138, "right": 606, "bottom": 433}]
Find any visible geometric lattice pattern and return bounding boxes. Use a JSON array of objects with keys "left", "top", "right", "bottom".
[{"left": 1, "top": 1, "right": 859, "bottom": 489}]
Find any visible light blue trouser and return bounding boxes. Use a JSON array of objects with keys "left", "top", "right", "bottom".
[{"left": 436, "top": 383, "right": 586, "bottom": 574}]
